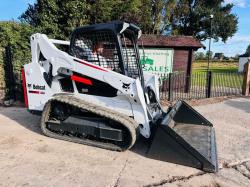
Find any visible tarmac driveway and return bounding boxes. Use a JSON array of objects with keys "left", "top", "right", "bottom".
[{"left": 0, "top": 97, "right": 249, "bottom": 187}]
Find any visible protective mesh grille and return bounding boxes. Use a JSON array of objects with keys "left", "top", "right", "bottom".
[
  {"left": 121, "top": 35, "right": 140, "bottom": 79},
  {"left": 72, "top": 31, "right": 121, "bottom": 72}
]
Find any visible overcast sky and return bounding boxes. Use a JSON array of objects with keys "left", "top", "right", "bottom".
[{"left": 0, "top": 0, "right": 249, "bottom": 57}]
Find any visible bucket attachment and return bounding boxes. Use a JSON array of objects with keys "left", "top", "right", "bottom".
[{"left": 147, "top": 101, "right": 218, "bottom": 172}]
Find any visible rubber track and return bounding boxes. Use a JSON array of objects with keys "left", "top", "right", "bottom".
[{"left": 41, "top": 94, "right": 138, "bottom": 151}]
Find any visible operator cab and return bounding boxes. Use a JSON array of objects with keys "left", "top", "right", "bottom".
[{"left": 70, "top": 21, "right": 143, "bottom": 79}]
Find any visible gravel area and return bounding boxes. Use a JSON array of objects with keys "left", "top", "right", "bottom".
[{"left": 0, "top": 97, "right": 249, "bottom": 187}]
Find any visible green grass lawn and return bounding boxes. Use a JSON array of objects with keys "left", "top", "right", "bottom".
[
  {"left": 190, "top": 72, "right": 243, "bottom": 88},
  {"left": 193, "top": 61, "right": 238, "bottom": 73},
  {"left": 191, "top": 61, "right": 243, "bottom": 88}
]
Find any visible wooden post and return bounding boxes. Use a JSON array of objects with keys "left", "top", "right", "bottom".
[
  {"left": 185, "top": 49, "right": 193, "bottom": 93},
  {"left": 242, "top": 61, "right": 250, "bottom": 96}
]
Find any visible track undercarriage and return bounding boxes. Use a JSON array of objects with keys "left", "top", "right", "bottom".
[{"left": 41, "top": 94, "right": 138, "bottom": 151}]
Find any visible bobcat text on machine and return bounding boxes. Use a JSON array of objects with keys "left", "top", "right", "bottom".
[{"left": 22, "top": 21, "right": 218, "bottom": 172}]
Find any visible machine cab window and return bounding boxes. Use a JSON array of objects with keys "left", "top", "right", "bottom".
[
  {"left": 70, "top": 23, "right": 141, "bottom": 80},
  {"left": 71, "top": 31, "right": 121, "bottom": 72}
]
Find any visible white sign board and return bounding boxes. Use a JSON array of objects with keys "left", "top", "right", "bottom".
[
  {"left": 139, "top": 48, "right": 174, "bottom": 75},
  {"left": 238, "top": 57, "right": 250, "bottom": 72}
]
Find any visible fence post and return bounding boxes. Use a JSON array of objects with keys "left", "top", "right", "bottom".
[
  {"left": 168, "top": 73, "right": 173, "bottom": 101},
  {"left": 206, "top": 71, "right": 212, "bottom": 98},
  {"left": 242, "top": 62, "right": 250, "bottom": 96}
]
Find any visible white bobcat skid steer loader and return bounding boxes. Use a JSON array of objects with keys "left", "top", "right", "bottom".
[{"left": 22, "top": 21, "right": 218, "bottom": 172}]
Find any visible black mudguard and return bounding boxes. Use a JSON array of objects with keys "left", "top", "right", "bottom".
[{"left": 147, "top": 101, "right": 218, "bottom": 172}]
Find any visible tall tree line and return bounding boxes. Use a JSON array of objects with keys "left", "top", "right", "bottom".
[{"left": 19, "top": 0, "right": 238, "bottom": 42}]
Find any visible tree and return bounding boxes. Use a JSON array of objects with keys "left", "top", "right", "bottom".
[
  {"left": 86, "top": 0, "right": 176, "bottom": 34},
  {"left": 87, "top": 0, "right": 121, "bottom": 24},
  {"left": 195, "top": 52, "right": 205, "bottom": 60},
  {"left": 116, "top": 0, "right": 176, "bottom": 34},
  {"left": 206, "top": 51, "right": 213, "bottom": 59},
  {"left": 20, "top": 0, "right": 238, "bottom": 41},
  {"left": 0, "top": 21, "right": 34, "bottom": 66},
  {"left": 170, "top": 0, "right": 238, "bottom": 42},
  {"left": 20, "top": 0, "right": 89, "bottom": 39},
  {"left": 244, "top": 45, "right": 250, "bottom": 56},
  {"left": 19, "top": 0, "right": 176, "bottom": 36}
]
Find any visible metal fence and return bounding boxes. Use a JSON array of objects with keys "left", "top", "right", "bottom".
[
  {"left": 0, "top": 56, "right": 24, "bottom": 101},
  {"left": 0, "top": 65, "right": 5, "bottom": 100},
  {"left": 0, "top": 68, "right": 23, "bottom": 100},
  {"left": 0, "top": 46, "right": 245, "bottom": 103},
  {"left": 159, "top": 71, "right": 244, "bottom": 101},
  {"left": 0, "top": 67, "right": 244, "bottom": 102},
  {"left": 0, "top": 82, "right": 5, "bottom": 100}
]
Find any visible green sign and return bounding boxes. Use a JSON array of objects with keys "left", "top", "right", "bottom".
[{"left": 139, "top": 48, "right": 173, "bottom": 75}]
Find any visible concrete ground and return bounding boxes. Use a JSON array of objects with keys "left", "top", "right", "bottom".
[{"left": 0, "top": 97, "right": 249, "bottom": 187}]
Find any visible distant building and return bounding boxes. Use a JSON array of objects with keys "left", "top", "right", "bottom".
[
  {"left": 238, "top": 54, "right": 250, "bottom": 72},
  {"left": 213, "top": 53, "right": 224, "bottom": 61}
]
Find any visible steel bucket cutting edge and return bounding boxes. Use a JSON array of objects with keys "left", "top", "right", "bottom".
[{"left": 147, "top": 101, "right": 218, "bottom": 172}]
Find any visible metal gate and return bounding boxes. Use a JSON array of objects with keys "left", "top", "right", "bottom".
[{"left": 0, "top": 45, "right": 25, "bottom": 101}]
